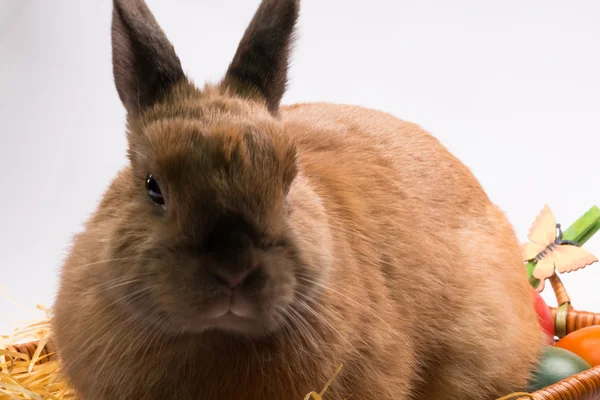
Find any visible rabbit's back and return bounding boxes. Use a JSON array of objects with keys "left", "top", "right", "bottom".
[{"left": 281, "top": 102, "right": 545, "bottom": 399}]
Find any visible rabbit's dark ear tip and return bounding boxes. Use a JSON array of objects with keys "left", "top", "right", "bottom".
[
  {"left": 113, "top": 0, "right": 137, "bottom": 7},
  {"left": 222, "top": 0, "right": 301, "bottom": 113},
  {"left": 110, "top": 0, "right": 185, "bottom": 114}
]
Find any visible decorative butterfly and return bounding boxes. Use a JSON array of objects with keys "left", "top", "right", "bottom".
[{"left": 523, "top": 205, "right": 598, "bottom": 292}]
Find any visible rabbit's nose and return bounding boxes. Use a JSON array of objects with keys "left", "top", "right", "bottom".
[{"left": 209, "top": 265, "right": 260, "bottom": 289}]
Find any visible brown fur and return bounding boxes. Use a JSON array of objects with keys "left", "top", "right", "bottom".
[{"left": 52, "top": 0, "right": 545, "bottom": 399}]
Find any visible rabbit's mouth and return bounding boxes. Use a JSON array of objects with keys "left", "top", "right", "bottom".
[
  {"left": 203, "top": 310, "right": 266, "bottom": 337},
  {"left": 190, "top": 281, "right": 294, "bottom": 337},
  {"left": 119, "top": 272, "right": 297, "bottom": 338},
  {"left": 201, "top": 289, "right": 263, "bottom": 331},
  {"left": 160, "top": 301, "right": 286, "bottom": 338},
  {"left": 204, "top": 287, "right": 257, "bottom": 319},
  {"left": 113, "top": 282, "right": 284, "bottom": 338}
]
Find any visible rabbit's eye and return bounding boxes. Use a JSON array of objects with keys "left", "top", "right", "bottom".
[{"left": 145, "top": 173, "right": 164, "bottom": 207}]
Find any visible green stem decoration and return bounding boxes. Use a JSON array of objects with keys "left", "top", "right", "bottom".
[{"left": 527, "top": 205, "right": 600, "bottom": 289}]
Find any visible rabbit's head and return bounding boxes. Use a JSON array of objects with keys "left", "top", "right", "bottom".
[{"left": 86, "top": 0, "right": 332, "bottom": 337}]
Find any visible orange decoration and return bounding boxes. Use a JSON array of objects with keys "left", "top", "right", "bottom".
[{"left": 555, "top": 325, "right": 600, "bottom": 367}]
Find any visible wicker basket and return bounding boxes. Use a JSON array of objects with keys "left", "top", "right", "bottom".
[
  {"left": 507, "top": 274, "right": 600, "bottom": 400},
  {"left": 4, "top": 274, "right": 600, "bottom": 399}
]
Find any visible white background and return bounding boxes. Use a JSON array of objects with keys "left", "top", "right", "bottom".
[{"left": 1, "top": 0, "right": 599, "bottom": 328}]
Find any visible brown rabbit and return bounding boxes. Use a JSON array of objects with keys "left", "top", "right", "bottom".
[{"left": 52, "top": 0, "right": 545, "bottom": 399}]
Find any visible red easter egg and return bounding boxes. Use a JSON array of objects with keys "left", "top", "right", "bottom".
[
  {"left": 555, "top": 326, "right": 600, "bottom": 367},
  {"left": 531, "top": 287, "right": 554, "bottom": 343}
]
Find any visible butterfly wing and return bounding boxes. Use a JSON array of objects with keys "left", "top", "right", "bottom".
[
  {"left": 532, "top": 255, "right": 555, "bottom": 291},
  {"left": 534, "top": 276, "right": 546, "bottom": 292},
  {"left": 553, "top": 245, "right": 598, "bottom": 274},
  {"left": 522, "top": 242, "right": 546, "bottom": 261},
  {"left": 528, "top": 205, "right": 557, "bottom": 246}
]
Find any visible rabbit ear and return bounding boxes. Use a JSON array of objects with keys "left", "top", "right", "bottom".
[
  {"left": 222, "top": 0, "right": 300, "bottom": 113},
  {"left": 111, "top": 0, "right": 185, "bottom": 115}
]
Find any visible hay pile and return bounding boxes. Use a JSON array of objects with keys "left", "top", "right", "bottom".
[{"left": 0, "top": 305, "right": 74, "bottom": 399}]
